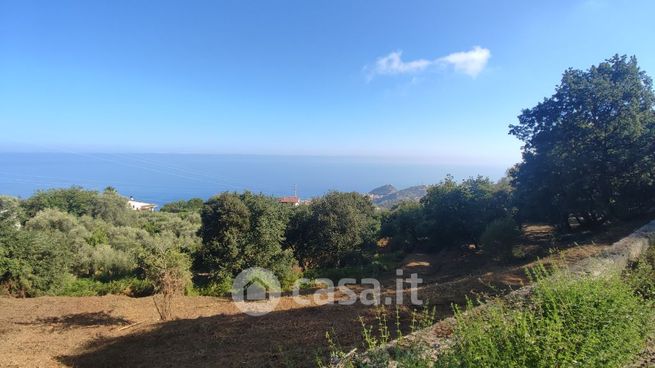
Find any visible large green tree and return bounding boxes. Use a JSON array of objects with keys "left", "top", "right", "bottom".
[
  {"left": 420, "top": 175, "right": 511, "bottom": 250},
  {"left": 21, "top": 187, "right": 133, "bottom": 225},
  {"left": 286, "top": 192, "right": 379, "bottom": 268},
  {"left": 196, "top": 192, "right": 295, "bottom": 281},
  {"left": 510, "top": 55, "right": 655, "bottom": 227}
]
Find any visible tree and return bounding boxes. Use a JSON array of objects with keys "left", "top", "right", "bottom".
[
  {"left": 160, "top": 198, "right": 204, "bottom": 213},
  {"left": 0, "top": 227, "right": 71, "bottom": 296},
  {"left": 0, "top": 196, "right": 23, "bottom": 229},
  {"left": 196, "top": 192, "right": 295, "bottom": 282},
  {"left": 21, "top": 187, "right": 133, "bottom": 226},
  {"left": 420, "top": 175, "right": 511, "bottom": 250},
  {"left": 22, "top": 187, "right": 97, "bottom": 218},
  {"left": 286, "top": 192, "right": 379, "bottom": 268},
  {"left": 380, "top": 201, "right": 424, "bottom": 251},
  {"left": 510, "top": 55, "right": 655, "bottom": 228}
]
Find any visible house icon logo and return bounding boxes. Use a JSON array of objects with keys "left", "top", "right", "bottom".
[{"left": 232, "top": 267, "right": 281, "bottom": 316}]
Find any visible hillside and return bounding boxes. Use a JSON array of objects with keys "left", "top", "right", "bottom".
[
  {"left": 371, "top": 185, "right": 428, "bottom": 208},
  {"left": 369, "top": 184, "right": 398, "bottom": 197}
]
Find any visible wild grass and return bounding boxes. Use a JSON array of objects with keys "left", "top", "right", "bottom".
[
  {"left": 55, "top": 276, "right": 154, "bottom": 297},
  {"left": 322, "top": 249, "right": 655, "bottom": 368},
  {"left": 437, "top": 264, "right": 653, "bottom": 368}
]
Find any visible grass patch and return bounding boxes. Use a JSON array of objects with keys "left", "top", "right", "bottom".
[
  {"left": 323, "top": 250, "right": 655, "bottom": 368},
  {"left": 55, "top": 276, "right": 154, "bottom": 297},
  {"left": 436, "top": 264, "right": 654, "bottom": 368},
  {"left": 306, "top": 251, "right": 406, "bottom": 282},
  {"left": 319, "top": 305, "right": 436, "bottom": 368}
]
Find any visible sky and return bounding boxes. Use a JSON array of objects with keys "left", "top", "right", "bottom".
[{"left": 2, "top": 0, "right": 655, "bottom": 166}]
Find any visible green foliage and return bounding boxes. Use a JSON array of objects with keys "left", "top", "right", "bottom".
[
  {"left": 139, "top": 238, "right": 192, "bottom": 295},
  {"left": 625, "top": 244, "right": 655, "bottom": 300},
  {"left": 286, "top": 191, "right": 380, "bottom": 268},
  {"left": 1, "top": 188, "right": 201, "bottom": 296},
  {"left": 436, "top": 267, "right": 654, "bottom": 368},
  {"left": 197, "top": 192, "right": 295, "bottom": 282},
  {"left": 510, "top": 55, "right": 655, "bottom": 227},
  {"left": 55, "top": 275, "right": 154, "bottom": 297},
  {"left": 305, "top": 251, "right": 405, "bottom": 282},
  {"left": 191, "top": 277, "right": 234, "bottom": 296},
  {"left": 479, "top": 216, "right": 521, "bottom": 260},
  {"left": 160, "top": 198, "right": 204, "bottom": 213},
  {"left": 77, "top": 243, "right": 136, "bottom": 281},
  {"left": 0, "top": 227, "right": 72, "bottom": 296},
  {"left": 420, "top": 175, "right": 512, "bottom": 251},
  {"left": 22, "top": 187, "right": 97, "bottom": 218},
  {"left": 21, "top": 186, "right": 134, "bottom": 225},
  {"left": 380, "top": 201, "right": 424, "bottom": 251},
  {"left": 321, "top": 305, "right": 436, "bottom": 368},
  {"left": 24, "top": 208, "right": 81, "bottom": 233},
  {"left": 0, "top": 196, "right": 24, "bottom": 228},
  {"left": 139, "top": 237, "right": 193, "bottom": 320}
]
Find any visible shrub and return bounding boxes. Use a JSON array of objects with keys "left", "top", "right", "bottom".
[
  {"left": 0, "top": 229, "right": 72, "bottom": 296},
  {"left": 436, "top": 267, "right": 654, "bottom": 368},
  {"left": 77, "top": 243, "right": 136, "bottom": 281},
  {"left": 625, "top": 244, "right": 655, "bottom": 300},
  {"left": 192, "top": 277, "right": 234, "bottom": 296},
  {"left": 24, "top": 208, "right": 80, "bottom": 233},
  {"left": 479, "top": 217, "right": 521, "bottom": 260},
  {"left": 320, "top": 306, "right": 436, "bottom": 368},
  {"left": 139, "top": 239, "right": 192, "bottom": 320},
  {"left": 0, "top": 196, "right": 24, "bottom": 228},
  {"left": 55, "top": 276, "right": 154, "bottom": 297}
]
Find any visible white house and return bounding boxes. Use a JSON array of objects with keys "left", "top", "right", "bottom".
[{"left": 128, "top": 197, "right": 157, "bottom": 211}]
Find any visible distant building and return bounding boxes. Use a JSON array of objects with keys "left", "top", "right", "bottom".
[
  {"left": 128, "top": 196, "right": 157, "bottom": 211},
  {"left": 278, "top": 195, "right": 300, "bottom": 206}
]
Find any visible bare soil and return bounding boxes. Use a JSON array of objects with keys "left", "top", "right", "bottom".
[{"left": 0, "top": 219, "right": 648, "bottom": 368}]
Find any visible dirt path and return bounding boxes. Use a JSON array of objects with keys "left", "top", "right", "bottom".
[{"left": 0, "top": 220, "right": 647, "bottom": 367}]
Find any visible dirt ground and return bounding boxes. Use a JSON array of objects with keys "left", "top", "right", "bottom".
[{"left": 0, "top": 219, "right": 649, "bottom": 368}]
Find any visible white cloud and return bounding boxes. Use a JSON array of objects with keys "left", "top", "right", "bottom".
[
  {"left": 370, "top": 51, "right": 431, "bottom": 76},
  {"left": 366, "top": 46, "right": 491, "bottom": 80},
  {"left": 437, "top": 46, "right": 491, "bottom": 78}
]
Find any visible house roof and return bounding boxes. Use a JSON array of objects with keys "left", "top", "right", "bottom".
[{"left": 278, "top": 196, "right": 300, "bottom": 204}]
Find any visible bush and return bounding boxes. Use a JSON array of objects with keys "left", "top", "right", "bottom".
[
  {"left": 479, "top": 217, "right": 521, "bottom": 260},
  {"left": 436, "top": 267, "right": 654, "bottom": 368},
  {"left": 191, "top": 277, "right": 234, "bottom": 296},
  {"left": 139, "top": 238, "right": 192, "bottom": 320},
  {"left": 305, "top": 251, "right": 405, "bottom": 282},
  {"left": 625, "top": 244, "right": 655, "bottom": 300},
  {"left": 0, "top": 196, "right": 24, "bottom": 228},
  {"left": 77, "top": 243, "right": 136, "bottom": 281},
  {"left": 0, "top": 228, "right": 72, "bottom": 296},
  {"left": 55, "top": 276, "right": 154, "bottom": 297}
]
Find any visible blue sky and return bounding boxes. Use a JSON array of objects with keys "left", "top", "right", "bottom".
[{"left": 2, "top": 0, "right": 655, "bottom": 166}]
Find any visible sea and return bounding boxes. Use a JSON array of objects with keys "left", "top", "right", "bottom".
[{"left": 0, "top": 153, "right": 509, "bottom": 206}]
